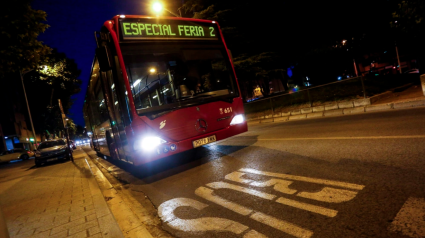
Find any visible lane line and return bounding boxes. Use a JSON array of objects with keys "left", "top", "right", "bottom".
[
  {"left": 250, "top": 212, "right": 313, "bottom": 238},
  {"left": 235, "top": 135, "right": 425, "bottom": 141},
  {"left": 389, "top": 197, "right": 425, "bottom": 238},
  {"left": 206, "top": 181, "right": 277, "bottom": 200},
  {"left": 240, "top": 168, "right": 365, "bottom": 190},
  {"left": 276, "top": 197, "right": 338, "bottom": 217}
]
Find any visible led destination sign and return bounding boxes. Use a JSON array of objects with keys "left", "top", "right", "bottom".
[{"left": 120, "top": 19, "right": 219, "bottom": 40}]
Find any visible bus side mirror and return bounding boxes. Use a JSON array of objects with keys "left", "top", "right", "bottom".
[{"left": 96, "top": 46, "right": 112, "bottom": 72}]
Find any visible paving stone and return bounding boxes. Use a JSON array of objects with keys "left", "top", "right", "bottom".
[
  {"left": 49, "top": 217, "right": 86, "bottom": 235},
  {"left": 88, "top": 226, "right": 101, "bottom": 236},
  {"left": 69, "top": 230, "right": 88, "bottom": 238},
  {"left": 13, "top": 228, "right": 35, "bottom": 238},
  {"left": 86, "top": 214, "right": 97, "bottom": 222},
  {"left": 68, "top": 219, "right": 98, "bottom": 235},
  {"left": 2, "top": 149, "right": 124, "bottom": 238},
  {"left": 70, "top": 209, "right": 96, "bottom": 222}
]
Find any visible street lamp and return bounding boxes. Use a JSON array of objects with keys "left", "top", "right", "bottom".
[
  {"left": 152, "top": 2, "right": 181, "bottom": 17},
  {"left": 152, "top": 2, "right": 163, "bottom": 13}
]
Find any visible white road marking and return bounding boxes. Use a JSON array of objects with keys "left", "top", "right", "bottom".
[
  {"left": 297, "top": 187, "right": 359, "bottom": 203},
  {"left": 250, "top": 212, "right": 313, "bottom": 238},
  {"left": 225, "top": 171, "right": 253, "bottom": 184},
  {"left": 243, "top": 230, "right": 268, "bottom": 238},
  {"left": 195, "top": 186, "right": 310, "bottom": 238},
  {"left": 226, "top": 172, "right": 297, "bottom": 195},
  {"left": 240, "top": 168, "right": 364, "bottom": 190},
  {"left": 195, "top": 186, "right": 253, "bottom": 216},
  {"left": 251, "top": 179, "right": 297, "bottom": 195},
  {"left": 158, "top": 198, "right": 248, "bottom": 234},
  {"left": 160, "top": 169, "right": 365, "bottom": 237},
  {"left": 249, "top": 135, "right": 425, "bottom": 140},
  {"left": 227, "top": 170, "right": 359, "bottom": 203},
  {"left": 206, "top": 181, "right": 277, "bottom": 200},
  {"left": 389, "top": 197, "right": 425, "bottom": 238},
  {"left": 276, "top": 197, "right": 338, "bottom": 217}
]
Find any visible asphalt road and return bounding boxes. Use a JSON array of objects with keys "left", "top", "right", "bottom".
[
  {"left": 114, "top": 107, "right": 425, "bottom": 238},
  {"left": 3, "top": 107, "right": 424, "bottom": 238}
]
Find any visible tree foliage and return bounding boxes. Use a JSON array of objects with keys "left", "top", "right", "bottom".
[
  {"left": 180, "top": 0, "right": 288, "bottom": 98},
  {"left": 0, "top": 0, "right": 51, "bottom": 77},
  {"left": 179, "top": 0, "right": 423, "bottom": 98},
  {"left": 25, "top": 49, "right": 82, "bottom": 137},
  {"left": 391, "top": 0, "right": 425, "bottom": 36}
]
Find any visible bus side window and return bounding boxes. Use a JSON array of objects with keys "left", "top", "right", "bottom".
[{"left": 113, "top": 55, "right": 132, "bottom": 125}]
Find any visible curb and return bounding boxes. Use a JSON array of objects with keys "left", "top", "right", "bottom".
[
  {"left": 78, "top": 150, "right": 126, "bottom": 238},
  {"left": 82, "top": 148, "right": 173, "bottom": 238},
  {"left": 81, "top": 149, "right": 155, "bottom": 238},
  {"left": 247, "top": 99, "right": 425, "bottom": 125}
]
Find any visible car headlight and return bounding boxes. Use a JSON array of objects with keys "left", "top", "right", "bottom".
[
  {"left": 134, "top": 136, "right": 166, "bottom": 151},
  {"left": 230, "top": 114, "right": 245, "bottom": 125}
]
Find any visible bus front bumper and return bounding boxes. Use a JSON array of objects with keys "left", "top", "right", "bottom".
[{"left": 132, "top": 122, "right": 248, "bottom": 166}]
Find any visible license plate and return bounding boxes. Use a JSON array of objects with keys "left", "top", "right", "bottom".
[
  {"left": 193, "top": 135, "right": 216, "bottom": 148},
  {"left": 47, "top": 158, "right": 57, "bottom": 162}
]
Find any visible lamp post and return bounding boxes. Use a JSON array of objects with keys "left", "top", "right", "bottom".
[
  {"left": 152, "top": 2, "right": 181, "bottom": 17},
  {"left": 20, "top": 70, "right": 38, "bottom": 149}
]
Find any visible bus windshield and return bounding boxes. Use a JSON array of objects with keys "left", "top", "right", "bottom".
[{"left": 120, "top": 42, "right": 237, "bottom": 116}]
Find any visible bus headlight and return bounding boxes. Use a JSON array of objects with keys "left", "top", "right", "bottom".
[
  {"left": 134, "top": 137, "right": 166, "bottom": 151},
  {"left": 230, "top": 114, "right": 244, "bottom": 125}
]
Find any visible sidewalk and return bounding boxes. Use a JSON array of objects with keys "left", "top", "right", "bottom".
[{"left": 1, "top": 149, "right": 124, "bottom": 238}]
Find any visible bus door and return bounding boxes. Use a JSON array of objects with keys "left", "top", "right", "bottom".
[{"left": 98, "top": 58, "right": 131, "bottom": 162}]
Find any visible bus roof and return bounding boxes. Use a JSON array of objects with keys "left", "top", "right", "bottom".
[{"left": 110, "top": 15, "right": 216, "bottom": 25}]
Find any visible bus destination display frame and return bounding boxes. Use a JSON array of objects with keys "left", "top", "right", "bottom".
[{"left": 119, "top": 18, "right": 220, "bottom": 41}]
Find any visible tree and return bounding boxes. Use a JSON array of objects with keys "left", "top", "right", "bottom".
[
  {"left": 391, "top": 0, "right": 425, "bottom": 71},
  {"left": 0, "top": 0, "right": 51, "bottom": 77},
  {"left": 391, "top": 0, "right": 425, "bottom": 36},
  {"left": 24, "top": 49, "right": 82, "bottom": 137}
]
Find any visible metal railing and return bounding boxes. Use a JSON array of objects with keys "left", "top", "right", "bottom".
[{"left": 244, "top": 76, "right": 366, "bottom": 117}]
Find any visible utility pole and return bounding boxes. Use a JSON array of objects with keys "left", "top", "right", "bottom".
[
  {"left": 353, "top": 59, "right": 359, "bottom": 77},
  {"left": 395, "top": 42, "right": 402, "bottom": 74},
  {"left": 58, "top": 99, "right": 73, "bottom": 162},
  {"left": 20, "top": 70, "right": 38, "bottom": 150}
]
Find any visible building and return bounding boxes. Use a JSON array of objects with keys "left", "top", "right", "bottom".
[{"left": 0, "top": 74, "right": 39, "bottom": 152}]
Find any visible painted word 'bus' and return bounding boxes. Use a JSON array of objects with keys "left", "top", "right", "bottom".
[{"left": 83, "top": 15, "right": 247, "bottom": 166}]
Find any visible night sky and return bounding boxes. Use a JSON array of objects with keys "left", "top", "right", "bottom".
[
  {"left": 31, "top": 0, "right": 390, "bottom": 126},
  {"left": 31, "top": 0, "right": 180, "bottom": 126}
]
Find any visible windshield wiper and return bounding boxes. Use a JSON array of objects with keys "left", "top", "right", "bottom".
[{"left": 182, "top": 94, "right": 216, "bottom": 101}]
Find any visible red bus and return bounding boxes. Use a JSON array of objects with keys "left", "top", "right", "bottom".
[{"left": 83, "top": 15, "right": 247, "bottom": 166}]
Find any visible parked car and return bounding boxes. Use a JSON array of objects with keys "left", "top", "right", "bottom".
[
  {"left": 0, "top": 148, "right": 34, "bottom": 163},
  {"left": 34, "top": 139, "right": 72, "bottom": 166},
  {"left": 404, "top": 68, "right": 419, "bottom": 74}
]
